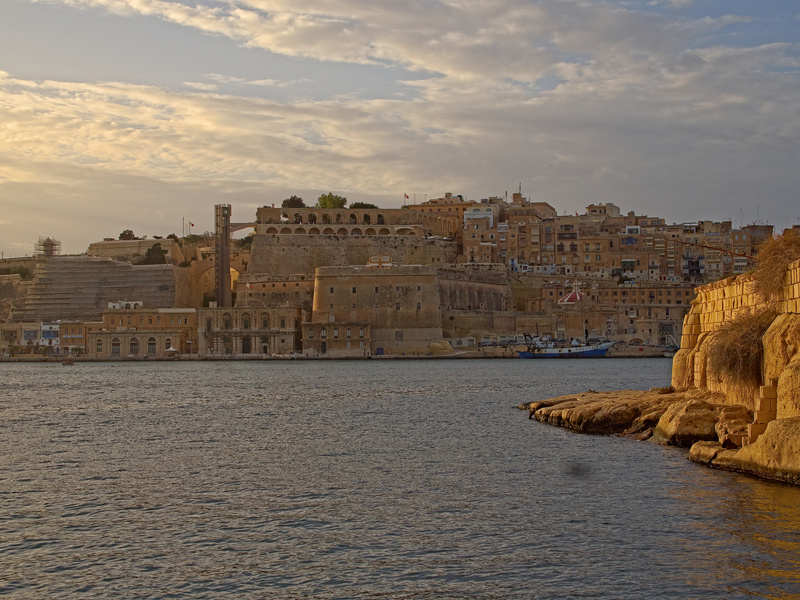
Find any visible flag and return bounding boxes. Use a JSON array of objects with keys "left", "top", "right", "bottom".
[
  {"left": 404, "top": 193, "right": 409, "bottom": 200},
  {"left": 189, "top": 222, "right": 195, "bottom": 227},
  {"left": 246, "top": 283, "right": 252, "bottom": 289}
]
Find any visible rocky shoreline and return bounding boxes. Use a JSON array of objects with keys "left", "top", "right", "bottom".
[{"left": 520, "top": 389, "right": 800, "bottom": 486}]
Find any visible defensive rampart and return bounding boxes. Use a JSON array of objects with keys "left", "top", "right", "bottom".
[
  {"left": 672, "top": 258, "right": 800, "bottom": 415},
  {"left": 247, "top": 234, "right": 460, "bottom": 275},
  {"left": 13, "top": 256, "right": 199, "bottom": 322}
]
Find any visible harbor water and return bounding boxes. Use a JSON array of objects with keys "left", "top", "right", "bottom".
[{"left": 2, "top": 359, "right": 800, "bottom": 599}]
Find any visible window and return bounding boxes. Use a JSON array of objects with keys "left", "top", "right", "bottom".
[
  {"left": 148, "top": 337, "right": 156, "bottom": 355},
  {"left": 280, "top": 318, "right": 286, "bottom": 328},
  {"left": 149, "top": 317, "right": 153, "bottom": 325},
  {"left": 243, "top": 316, "right": 250, "bottom": 329},
  {"left": 111, "top": 338, "right": 120, "bottom": 356},
  {"left": 346, "top": 329, "right": 351, "bottom": 338},
  {"left": 334, "top": 329, "right": 339, "bottom": 339},
  {"left": 321, "top": 329, "right": 327, "bottom": 338},
  {"left": 165, "top": 338, "right": 172, "bottom": 351},
  {"left": 308, "top": 329, "right": 314, "bottom": 339},
  {"left": 359, "top": 329, "right": 364, "bottom": 338},
  {"left": 352, "top": 287, "right": 356, "bottom": 293},
  {"left": 375, "top": 287, "right": 379, "bottom": 293},
  {"left": 129, "top": 337, "right": 139, "bottom": 355},
  {"left": 96, "top": 339, "right": 103, "bottom": 354}
]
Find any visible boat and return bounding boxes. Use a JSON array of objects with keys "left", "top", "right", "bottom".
[
  {"left": 62, "top": 357, "right": 74, "bottom": 365},
  {"left": 518, "top": 334, "right": 614, "bottom": 359}
]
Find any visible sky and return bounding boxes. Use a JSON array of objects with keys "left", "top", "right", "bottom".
[{"left": 1, "top": 0, "right": 799, "bottom": 257}]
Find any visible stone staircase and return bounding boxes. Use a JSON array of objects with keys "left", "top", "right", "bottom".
[{"left": 742, "top": 378, "right": 779, "bottom": 446}]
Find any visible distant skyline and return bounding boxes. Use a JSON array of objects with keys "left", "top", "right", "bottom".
[{"left": 1, "top": 0, "right": 799, "bottom": 257}]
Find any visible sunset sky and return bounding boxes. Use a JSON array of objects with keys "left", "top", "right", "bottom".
[{"left": 1, "top": 0, "right": 799, "bottom": 256}]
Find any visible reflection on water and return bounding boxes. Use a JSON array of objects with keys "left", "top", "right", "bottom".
[{"left": 1, "top": 359, "right": 800, "bottom": 599}]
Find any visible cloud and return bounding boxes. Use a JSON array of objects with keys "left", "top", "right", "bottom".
[
  {"left": 30, "top": 0, "right": 747, "bottom": 86},
  {"left": 184, "top": 81, "right": 218, "bottom": 91},
  {"left": 3, "top": 1, "right": 799, "bottom": 255}
]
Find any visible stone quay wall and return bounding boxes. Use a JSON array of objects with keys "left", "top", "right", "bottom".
[{"left": 673, "top": 258, "right": 800, "bottom": 416}]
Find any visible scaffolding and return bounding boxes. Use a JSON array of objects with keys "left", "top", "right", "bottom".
[{"left": 34, "top": 237, "right": 61, "bottom": 258}]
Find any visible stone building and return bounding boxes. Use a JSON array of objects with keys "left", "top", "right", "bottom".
[
  {"left": 85, "top": 307, "right": 198, "bottom": 358},
  {"left": 308, "top": 263, "right": 443, "bottom": 355},
  {"left": 197, "top": 306, "right": 303, "bottom": 357}
]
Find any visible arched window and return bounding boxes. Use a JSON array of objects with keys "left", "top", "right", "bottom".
[
  {"left": 350, "top": 214, "right": 358, "bottom": 225},
  {"left": 242, "top": 314, "right": 250, "bottom": 330},
  {"left": 96, "top": 339, "right": 103, "bottom": 354},
  {"left": 148, "top": 337, "right": 157, "bottom": 355},
  {"left": 111, "top": 338, "right": 120, "bottom": 357},
  {"left": 165, "top": 338, "right": 172, "bottom": 351},
  {"left": 129, "top": 337, "right": 139, "bottom": 355},
  {"left": 242, "top": 336, "right": 251, "bottom": 354},
  {"left": 377, "top": 214, "right": 385, "bottom": 225},
  {"left": 363, "top": 214, "right": 371, "bottom": 225},
  {"left": 223, "top": 313, "right": 232, "bottom": 330},
  {"left": 261, "top": 313, "right": 269, "bottom": 329}
]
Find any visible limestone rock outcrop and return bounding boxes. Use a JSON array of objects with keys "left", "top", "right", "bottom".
[
  {"left": 690, "top": 418, "right": 800, "bottom": 485},
  {"left": 652, "top": 400, "right": 720, "bottom": 447},
  {"left": 778, "top": 355, "right": 800, "bottom": 420},
  {"left": 522, "top": 389, "right": 756, "bottom": 449}
]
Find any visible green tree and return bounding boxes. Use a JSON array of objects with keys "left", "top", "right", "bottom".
[
  {"left": 119, "top": 230, "right": 137, "bottom": 240},
  {"left": 9, "top": 266, "right": 32, "bottom": 279},
  {"left": 350, "top": 202, "right": 378, "bottom": 209},
  {"left": 238, "top": 234, "right": 254, "bottom": 250},
  {"left": 282, "top": 195, "right": 306, "bottom": 208},
  {"left": 316, "top": 192, "right": 347, "bottom": 209},
  {"left": 143, "top": 242, "right": 168, "bottom": 265}
]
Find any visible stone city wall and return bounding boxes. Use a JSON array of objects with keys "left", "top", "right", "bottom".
[
  {"left": 247, "top": 234, "right": 460, "bottom": 275},
  {"left": 673, "top": 258, "right": 800, "bottom": 415},
  {"left": 14, "top": 256, "right": 195, "bottom": 322}
]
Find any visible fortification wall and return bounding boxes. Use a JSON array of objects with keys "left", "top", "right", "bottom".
[
  {"left": 247, "top": 235, "right": 460, "bottom": 275},
  {"left": 88, "top": 239, "right": 185, "bottom": 264},
  {"left": 14, "top": 256, "right": 193, "bottom": 322},
  {"left": 673, "top": 258, "right": 800, "bottom": 415}
]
